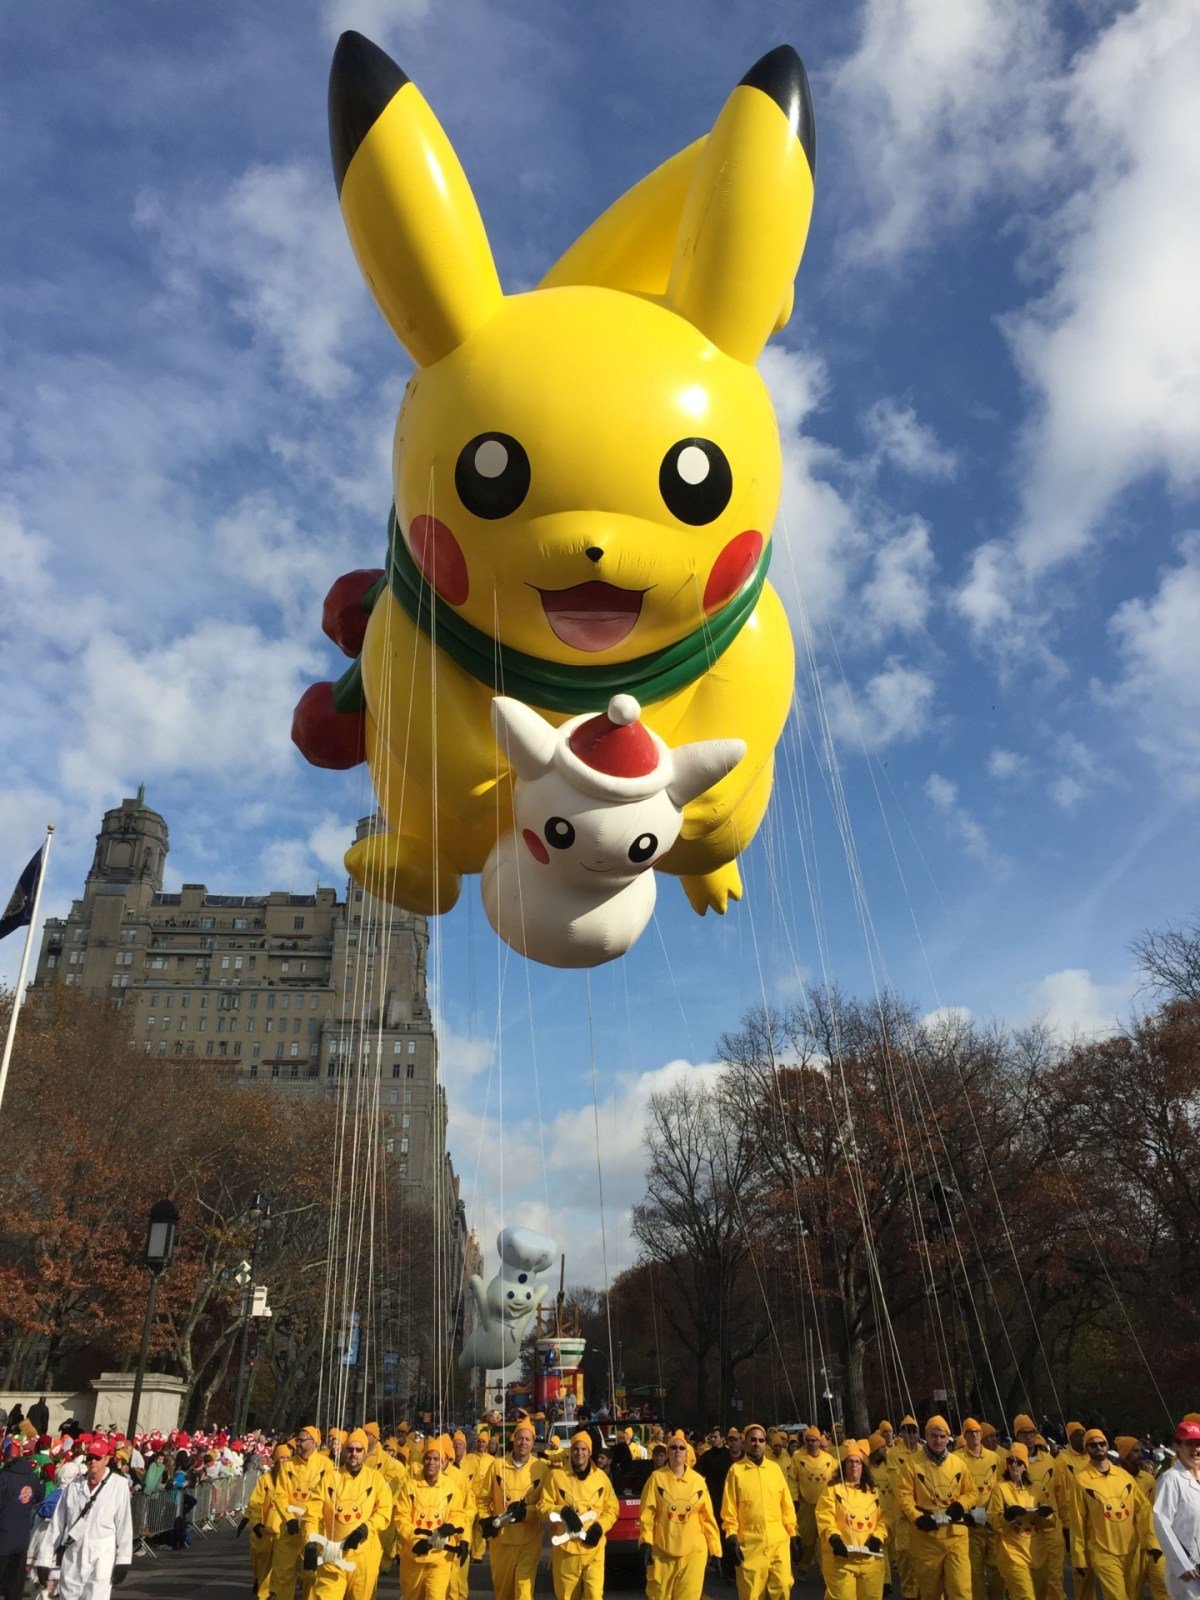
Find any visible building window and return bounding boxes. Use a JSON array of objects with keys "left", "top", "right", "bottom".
[
  {"left": 69, "top": 951, "right": 83, "bottom": 966},
  {"left": 392, "top": 1065, "right": 401, "bottom": 1079},
  {"left": 385, "top": 1138, "right": 395, "bottom": 1154},
  {"left": 233, "top": 1041, "right": 242, "bottom": 1057},
  {"left": 200, "top": 916, "right": 214, "bottom": 930},
  {"left": 300, "top": 960, "right": 307, "bottom": 973},
  {"left": 289, "top": 1043, "right": 299, "bottom": 1058},
  {"left": 173, "top": 1041, "right": 183, "bottom": 1056},
  {"left": 181, "top": 994, "right": 190, "bottom": 1008},
  {"left": 147, "top": 1016, "right": 156, "bottom": 1031},
  {"left": 116, "top": 951, "right": 133, "bottom": 967},
  {"left": 408, "top": 1040, "right": 417, "bottom": 1054},
  {"left": 307, "top": 1063, "right": 319, "bottom": 1078},
  {"left": 249, "top": 956, "right": 256, "bottom": 970},
  {"left": 252, "top": 1044, "right": 261, "bottom": 1059},
  {"left": 235, "top": 955, "right": 243, "bottom": 970},
  {"left": 233, "top": 917, "right": 247, "bottom": 930},
  {"left": 400, "top": 1138, "right": 409, "bottom": 1154},
  {"left": 388, "top": 1089, "right": 399, "bottom": 1104},
  {"left": 74, "top": 928, "right": 85, "bottom": 941},
  {"left": 271, "top": 1063, "right": 280, "bottom": 1079},
  {"left": 246, "top": 1019, "right": 255, "bottom": 1033},
  {"left": 310, "top": 996, "right": 318, "bottom": 1010},
  {"left": 219, "top": 1041, "right": 227, "bottom": 1056},
  {"left": 150, "top": 957, "right": 166, "bottom": 970},
  {"left": 310, "top": 1042, "right": 318, "bottom": 1057},
  {"left": 178, "top": 1017, "right": 186, "bottom": 1031},
  {"left": 267, "top": 995, "right": 275, "bottom": 1009},
  {"left": 143, "top": 1039, "right": 151, "bottom": 1052},
  {"left": 161, "top": 1018, "right": 170, "bottom": 1031},
  {"left": 406, "top": 1064, "right": 415, "bottom": 1079},
  {"left": 402, "top": 1114, "right": 410, "bottom": 1128},
  {"left": 393, "top": 1041, "right": 403, "bottom": 1055},
  {"left": 221, "top": 956, "right": 230, "bottom": 970},
  {"left": 197, "top": 1018, "right": 206, "bottom": 1033},
  {"left": 265, "top": 1020, "right": 273, "bottom": 1034},
  {"left": 120, "top": 929, "right": 136, "bottom": 943},
  {"left": 249, "top": 1061, "right": 258, "bottom": 1078},
  {"left": 158, "top": 1042, "right": 167, "bottom": 1057},
  {"left": 199, "top": 994, "right": 208, "bottom": 1007},
  {"left": 293, "top": 1019, "right": 301, "bottom": 1034},
  {"left": 110, "top": 975, "right": 128, "bottom": 989},
  {"left": 218, "top": 1018, "right": 226, "bottom": 1033},
  {"left": 280, "top": 995, "right": 289, "bottom": 1011},
  {"left": 403, "top": 1088, "right": 413, "bottom": 1103},
  {"left": 47, "top": 954, "right": 58, "bottom": 969},
  {"left": 281, "top": 961, "right": 290, "bottom": 973},
  {"left": 206, "top": 1042, "right": 214, "bottom": 1057},
  {"left": 289, "top": 1062, "right": 299, "bottom": 1080},
  {"left": 294, "top": 915, "right": 305, "bottom": 929}
]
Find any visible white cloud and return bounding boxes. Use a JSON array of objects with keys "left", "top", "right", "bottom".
[
  {"left": 1022, "top": 967, "right": 1128, "bottom": 1040},
  {"left": 987, "top": 748, "right": 1030, "bottom": 781},
  {"left": 858, "top": 519, "right": 936, "bottom": 637},
  {"left": 924, "top": 772, "right": 1003, "bottom": 868},
  {"left": 258, "top": 813, "right": 356, "bottom": 891},
  {"left": 60, "top": 622, "right": 321, "bottom": 804},
  {"left": 137, "top": 161, "right": 376, "bottom": 402},
  {"left": 863, "top": 400, "right": 956, "bottom": 480},
  {"left": 1007, "top": 4, "right": 1200, "bottom": 578},
  {"left": 921, "top": 1004, "right": 973, "bottom": 1032},
  {"left": 1102, "top": 533, "right": 1200, "bottom": 792},
  {"left": 833, "top": 0, "right": 1056, "bottom": 261},
  {"left": 826, "top": 660, "right": 935, "bottom": 751},
  {"left": 445, "top": 1053, "right": 723, "bottom": 1290}
]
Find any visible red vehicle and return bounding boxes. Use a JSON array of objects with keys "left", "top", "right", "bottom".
[{"left": 605, "top": 1461, "right": 654, "bottom": 1567}]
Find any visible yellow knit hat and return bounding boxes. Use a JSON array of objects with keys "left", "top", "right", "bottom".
[{"left": 1012, "top": 1414, "right": 1036, "bottom": 1434}]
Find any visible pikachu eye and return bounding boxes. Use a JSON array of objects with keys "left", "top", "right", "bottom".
[
  {"left": 544, "top": 817, "right": 575, "bottom": 850},
  {"left": 659, "top": 438, "right": 733, "bottom": 526},
  {"left": 455, "top": 432, "right": 531, "bottom": 520},
  {"left": 628, "top": 833, "right": 658, "bottom": 864}
]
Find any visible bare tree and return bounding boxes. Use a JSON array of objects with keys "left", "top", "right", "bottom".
[{"left": 1132, "top": 917, "right": 1200, "bottom": 1005}]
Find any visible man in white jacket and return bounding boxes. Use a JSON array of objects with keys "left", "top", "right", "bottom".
[
  {"left": 1153, "top": 1420, "right": 1200, "bottom": 1600},
  {"left": 43, "top": 1438, "right": 133, "bottom": 1600}
]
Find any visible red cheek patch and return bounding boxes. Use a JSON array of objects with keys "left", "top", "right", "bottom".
[
  {"left": 703, "top": 531, "right": 763, "bottom": 611},
  {"left": 522, "top": 829, "right": 549, "bottom": 864},
  {"left": 410, "top": 514, "right": 469, "bottom": 606}
]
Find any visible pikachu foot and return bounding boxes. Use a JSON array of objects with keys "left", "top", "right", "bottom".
[
  {"left": 679, "top": 863, "right": 743, "bottom": 916},
  {"left": 344, "top": 832, "right": 462, "bottom": 916}
]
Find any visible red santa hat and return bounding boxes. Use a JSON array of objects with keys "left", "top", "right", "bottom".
[{"left": 557, "top": 696, "right": 670, "bottom": 802}]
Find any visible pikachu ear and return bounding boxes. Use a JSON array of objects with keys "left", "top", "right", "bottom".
[
  {"left": 666, "top": 46, "right": 816, "bottom": 364},
  {"left": 538, "top": 138, "right": 705, "bottom": 296},
  {"left": 329, "top": 32, "right": 503, "bottom": 367}
]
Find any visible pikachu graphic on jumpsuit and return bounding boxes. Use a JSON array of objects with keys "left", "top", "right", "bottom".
[{"left": 293, "top": 32, "right": 816, "bottom": 928}]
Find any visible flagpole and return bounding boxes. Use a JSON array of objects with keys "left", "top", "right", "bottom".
[{"left": 0, "top": 822, "right": 55, "bottom": 1120}]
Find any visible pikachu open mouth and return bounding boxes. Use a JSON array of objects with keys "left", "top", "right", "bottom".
[{"left": 536, "top": 581, "right": 644, "bottom": 653}]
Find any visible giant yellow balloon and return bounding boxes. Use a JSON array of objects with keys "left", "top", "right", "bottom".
[{"left": 293, "top": 32, "right": 816, "bottom": 921}]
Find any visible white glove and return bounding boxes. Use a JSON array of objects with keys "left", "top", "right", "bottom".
[{"left": 969, "top": 1507, "right": 988, "bottom": 1527}]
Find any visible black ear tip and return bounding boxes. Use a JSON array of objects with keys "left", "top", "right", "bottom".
[
  {"left": 739, "top": 45, "right": 817, "bottom": 177},
  {"left": 329, "top": 31, "right": 411, "bottom": 196}
]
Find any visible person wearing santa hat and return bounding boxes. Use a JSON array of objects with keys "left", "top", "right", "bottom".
[
  {"left": 41, "top": 1439, "right": 132, "bottom": 1600},
  {"left": 482, "top": 1419, "right": 548, "bottom": 1600},
  {"left": 539, "top": 1431, "right": 618, "bottom": 1600}
]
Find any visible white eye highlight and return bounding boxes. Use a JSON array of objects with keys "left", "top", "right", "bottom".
[
  {"left": 676, "top": 445, "right": 711, "bottom": 485},
  {"left": 475, "top": 439, "right": 509, "bottom": 478}
]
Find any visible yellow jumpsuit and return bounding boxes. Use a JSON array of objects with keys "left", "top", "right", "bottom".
[
  {"left": 269, "top": 1452, "right": 333, "bottom": 1600},
  {"left": 1057, "top": 1450, "right": 1095, "bottom": 1600},
  {"left": 377, "top": 1450, "right": 408, "bottom": 1572},
  {"left": 462, "top": 1452, "right": 494, "bottom": 1560},
  {"left": 871, "top": 1455, "right": 901, "bottom": 1594},
  {"left": 816, "top": 1481, "right": 886, "bottom": 1600},
  {"left": 540, "top": 1463, "right": 619, "bottom": 1600},
  {"left": 791, "top": 1449, "right": 837, "bottom": 1572},
  {"left": 489, "top": 1455, "right": 549, "bottom": 1600},
  {"left": 304, "top": 1463, "right": 394, "bottom": 1600},
  {"left": 720, "top": 1457, "right": 797, "bottom": 1600},
  {"left": 960, "top": 1448, "right": 1003, "bottom": 1600},
  {"left": 1069, "top": 1464, "right": 1152, "bottom": 1600},
  {"left": 896, "top": 1449, "right": 976, "bottom": 1600},
  {"left": 989, "top": 1479, "right": 1050, "bottom": 1600},
  {"left": 395, "top": 1472, "right": 471, "bottom": 1600},
  {"left": 245, "top": 1471, "right": 276, "bottom": 1600},
  {"left": 639, "top": 1465, "right": 723, "bottom": 1600},
  {"left": 1026, "top": 1452, "right": 1065, "bottom": 1600},
  {"left": 889, "top": 1442, "right": 924, "bottom": 1600},
  {"left": 1133, "top": 1468, "right": 1168, "bottom": 1600}
]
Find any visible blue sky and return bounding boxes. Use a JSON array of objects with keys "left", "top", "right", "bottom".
[{"left": 3, "top": 0, "right": 1198, "bottom": 1284}]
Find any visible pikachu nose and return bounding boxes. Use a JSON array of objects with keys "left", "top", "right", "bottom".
[{"left": 585, "top": 546, "right": 604, "bottom": 563}]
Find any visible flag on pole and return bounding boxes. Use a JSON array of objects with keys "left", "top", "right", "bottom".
[{"left": 0, "top": 848, "right": 44, "bottom": 942}]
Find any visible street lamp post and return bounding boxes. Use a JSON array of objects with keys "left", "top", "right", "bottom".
[
  {"left": 127, "top": 1199, "right": 179, "bottom": 1442},
  {"left": 231, "top": 1191, "right": 270, "bottom": 1434}
]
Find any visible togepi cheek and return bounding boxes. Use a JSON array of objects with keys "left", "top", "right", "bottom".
[
  {"left": 703, "top": 530, "right": 763, "bottom": 611},
  {"left": 410, "top": 514, "right": 469, "bottom": 605}
]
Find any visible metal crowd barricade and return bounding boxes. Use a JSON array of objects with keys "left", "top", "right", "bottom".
[{"left": 132, "top": 1473, "right": 246, "bottom": 1558}]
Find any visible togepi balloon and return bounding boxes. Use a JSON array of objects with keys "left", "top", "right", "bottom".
[
  {"left": 483, "top": 695, "right": 745, "bottom": 968},
  {"left": 293, "top": 33, "right": 816, "bottom": 928}
]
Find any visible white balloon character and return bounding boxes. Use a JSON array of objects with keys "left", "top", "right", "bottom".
[
  {"left": 482, "top": 694, "right": 745, "bottom": 968},
  {"left": 458, "top": 1226, "right": 557, "bottom": 1373}
]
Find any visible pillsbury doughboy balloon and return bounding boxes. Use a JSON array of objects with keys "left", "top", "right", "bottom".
[{"left": 458, "top": 1226, "right": 557, "bottom": 1374}]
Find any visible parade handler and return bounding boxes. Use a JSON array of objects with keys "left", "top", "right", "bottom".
[
  {"left": 792, "top": 1427, "right": 838, "bottom": 1575},
  {"left": 482, "top": 1417, "right": 548, "bottom": 1600},
  {"left": 43, "top": 1438, "right": 132, "bottom": 1600},
  {"left": 816, "top": 1441, "right": 886, "bottom": 1600},
  {"left": 987, "top": 1443, "right": 1053, "bottom": 1600},
  {"left": 243, "top": 1443, "right": 291, "bottom": 1599},
  {"left": 895, "top": 1415, "right": 975, "bottom": 1600},
  {"left": 271, "top": 1425, "right": 333, "bottom": 1598},
  {"left": 540, "top": 1430, "right": 619, "bottom": 1600},
  {"left": 395, "top": 1436, "right": 470, "bottom": 1600},
  {"left": 1153, "top": 1419, "right": 1200, "bottom": 1600},
  {"left": 639, "top": 1429, "right": 722, "bottom": 1600},
  {"left": 959, "top": 1418, "right": 1002, "bottom": 1600},
  {"left": 720, "top": 1422, "right": 798, "bottom": 1600},
  {"left": 1070, "top": 1429, "right": 1159, "bottom": 1600},
  {"left": 303, "top": 1427, "right": 393, "bottom": 1600}
]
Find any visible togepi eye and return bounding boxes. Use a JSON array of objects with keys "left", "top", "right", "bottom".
[
  {"left": 545, "top": 817, "right": 575, "bottom": 850},
  {"left": 659, "top": 438, "right": 732, "bottom": 525},
  {"left": 455, "top": 432, "right": 531, "bottom": 519},
  {"left": 628, "top": 833, "right": 658, "bottom": 864}
]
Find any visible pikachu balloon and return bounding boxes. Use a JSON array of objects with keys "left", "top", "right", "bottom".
[{"left": 293, "top": 32, "right": 816, "bottom": 931}]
